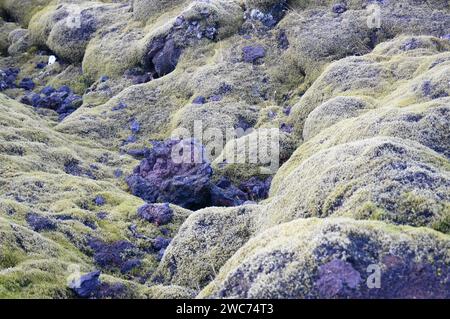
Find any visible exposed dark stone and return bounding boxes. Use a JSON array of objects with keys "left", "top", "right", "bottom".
[
  {"left": 126, "top": 139, "right": 213, "bottom": 210},
  {"left": 137, "top": 203, "right": 174, "bottom": 225},
  {"left": 20, "top": 85, "right": 81, "bottom": 119},
  {"left": 96, "top": 211, "right": 108, "bottom": 219},
  {"left": 422, "top": 80, "right": 432, "bottom": 96},
  {"left": 248, "top": 1, "right": 288, "bottom": 28},
  {"left": 332, "top": 3, "right": 347, "bottom": 14},
  {"left": 203, "top": 26, "right": 218, "bottom": 40},
  {"left": 0, "top": 68, "right": 19, "bottom": 91},
  {"left": 277, "top": 30, "right": 289, "bottom": 50},
  {"left": 239, "top": 177, "right": 272, "bottom": 201},
  {"left": 26, "top": 212, "right": 56, "bottom": 232},
  {"left": 210, "top": 182, "right": 248, "bottom": 207},
  {"left": 235, "top": 116, "right": 254, "bottom": 132},
  {"left": 40, "top": 86, "right": 55, "bottom": 96},
  {"left": 143, "top": 37, "right": 181, "bottom": 78},
  {"left": 19, "top": 77, "right": 35, "bottom": 90},
  {"left": 58, "top": 93, "right": 82, "bottom": 113},
  {"left": 193, "top": 96, "right": 206, "bottom": 104},
  {"left": 120, "top": 259, "right": 142, "bottom": 274},
  {"left": 280, "top": 122, "right": 293, "bottom": 133},
  {"left": 94, "top": 195, "right": 106, "bottom": 206},
  {"left": 69, "top": 270, "right": 101, "bottom": 298},
  {"left": 64, "top": 159, "right": 83, "bottom": 176},
  {"left": 124, "top": 67, "right": 153, "bottom": 84},
  {"left": 112, "top": 101, "right": 127, "bottom": 111},
  {"left": 209, "top": 94, "right": 222, "bottom": 102},
  {"left": 242, "top": 45, "right": 266, "bottom": 63},
  {"left": 152, "top": 38, "right": 182, "bottom": 77},
  {"left": 130, "top": 120, "right": 140, "bottom": 134},
  {"left": 315, "top": 259, "right": 362, "bottom": 298},
  {"left": 401, "top": 38, "right": 420, "bottom": 51},
  {"left": 153, "top": 236, "right": 171, "bottom": 251},
  {"left": 36, "top": 62, "right": 47, "bottom": 69},
  {"left": 99, "top": 75, "right": 109, "bottom": 82},
  {"left": 114, "top": 169, "right": 123, "bottom": 178},
  {"left": 88, "top": 238, "right": 141, "bottom": 271},
  {"left": 20, "top": 93, "right": 41, "bottom": 106}
]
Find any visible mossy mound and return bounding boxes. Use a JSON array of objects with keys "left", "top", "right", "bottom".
[
  {"left": 154, "top": 205, "right": 260, "bottom": 291},
  {"left": 200, "top": 217, "right": 450, "bottom": 298},
  {"left": 264, "top": 136, "right": 450, "bottom": 232},
  {"left": 290, "top": 35, "right": 450, "bottom": 138},
  {"left": 272, "top": 98, "right": 450, "bottom": 195},
  {"left": 212, "top": 128, "right": 296, "bottom": 183}
]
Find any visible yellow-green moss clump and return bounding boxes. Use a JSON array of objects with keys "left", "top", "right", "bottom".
[
  {"left": 154, "top": 205, "right": 260, "bottom": 291},
  {"left": 263, "top": 136, "right": 450, "bottom": 232},
  {"left": 200, "top": 217, "right": 450, "bottom": 298}
]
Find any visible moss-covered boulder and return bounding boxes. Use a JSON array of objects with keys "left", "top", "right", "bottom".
[
  {"left": 264, "top": 137, "right": 450, "bottom": 232},
  {"left": 154, "top": 205, "right": 260, "bottom": 290},
  {"left": 200, "top": 218, "right": 450, "bottom": 298}
]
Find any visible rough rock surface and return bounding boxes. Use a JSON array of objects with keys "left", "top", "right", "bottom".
[{"left": 0, "top": 0, "right": 450, "bottom": 299}]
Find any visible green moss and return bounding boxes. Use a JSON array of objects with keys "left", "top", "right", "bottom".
[
  {"left": 432, "top": 214, "right": 450, "bottom": 234},
  {"left": 0, "top": 246, "right": 26, "bottom": 269}
]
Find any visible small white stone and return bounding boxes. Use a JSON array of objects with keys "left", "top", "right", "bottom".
[{"left": 48, "top": 55, "right": 57, "bottom": 65}]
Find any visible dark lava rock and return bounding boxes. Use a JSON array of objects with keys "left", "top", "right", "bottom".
[
  {"left": 137, "top": 203, "right": 173, "bottom": 225},
  {"left": 277, "top": 30, "right": 289, "bottom": 50},
  {"left": 248, "top": 1, "right": 288, "bottom": 28},
  {"left": 332, "top": 3, "right": 347, "bottom": 14},
  {"left": 64, "top": 159, "right": 84, "bottom": 176},
  {"left": 120, "top": 259, "right": 142, "bottom": 274},
  {"left": 57, "top": 93, "right": 82, "bottom": 113},
  {"left": 69, "top": 270, "right": 101, "bottom": 298},
  {"left": 239, "top": 177, "right": 272, "bottom": 201},
  {"left": 242, "top": 45, "right": 266, "bottom": 64},
  {"left": 94, "top": 282, "right": 128, "bottom": 299},
  {"left": 36, "top": 62, "right": 47, "bottom": 69},
  {"left": 20, "top": 85, "right": 82, "bottom": 119},
  {"left": 114, "top": 169, "right": 123, "bottom": 178},
  {"left": 130, "top": 120, "right": 140, "bottom": 134},
  {"left": 19, "top": 77, "right": 35, "bottom": 90},
  {"left": 20, "top": 93, "right": 41, "bottom": 106},
  {"left": 209, "top": 94, "right": 222, "bottom": 102},
  {"left": 94, "top": 195, "right": 106, "bottom": 206},
  {"left": 315, "top": 259, "right": 362, "bottom": 298},
  {"left": 280, "top": 122, "right": 293, "bottom": 133},
  {"left": 193, "top": 96, "right": 206, "bottom": 104},
  {"left": 153, "top": 236, "right": 171, "bottom": 251},
  {"left": 126, "top": 139, "right": 213, "bottom": 210},
  {"left": 96, "top": 211, "right": 108, "bottom": 219},
  {"left": 210, "top": 177, "right": 248, "bottom": 207},
  {"left": 0, "top": 68, "right": 19, "bottom": 90},
  {"left": 112, "top": 101, "right": 127, "bottom": 111},
  {"left": 40, "top": 86, "right": 55, "bottom": 96},
  {"left": 124, "top": 68, "right": 152, "bottom": 84},
  {"left": 99, "top": 75, "right": 109, "bottom": 82},
  {"left": 26, "top": 212, "right": 56, "bottom": 232},
  {"left": 153, "top": 38, "right": 182, "bottom": 76},
  {"left": 401, "top": 38, "right": 420, "bottom": 51},
  {"left": 88, "top": 238, "right": 141, "bottom": 272},
  {"left": 144, "top": 37, "right": 182, "bottom": 78}
]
